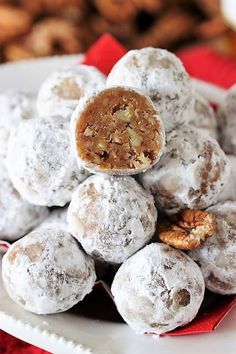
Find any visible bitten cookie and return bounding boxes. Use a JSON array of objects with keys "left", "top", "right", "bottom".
[
  {"left": 71, "top": 86, "right": 165, "bottom": 175},
  {"left": 2, "top": 229, "right": 96, "bottom": 314},
  {"left": 67, "top": 174, "right": 157, "bottom": 264},
  {"left": 37, "top": 65, "right": 106, "bottom": 118},
  {"left": 111, "top": 243, "right": 205, "bottom": 335},
  {"left": 107, "top": 47, "right": 192, "bottom": 132},
  {"left": 0, "top": 159, "right": 48, "bottom": 242},
  {"left": 0, "top": 89, "right": 35, "bottom": 156},
  {"left": 189, "top": 202, "right": 236, "bottom": 295},
  {"left": 140, "top": 125, "right": 230, "bottom": 214},
  {"left": 7, "top": 115, "right": 89, "bottom": 207}
]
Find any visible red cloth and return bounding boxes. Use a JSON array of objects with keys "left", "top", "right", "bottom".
[
  {"left": 1, "top": 34, "right": 236, "bottom": 352},
  {"left": 162, "top": 296, "right": 236, "bottom": 337},
  {"left": 178, "top": 45, "right": 236, "bottom": 89},
  {"left": 0, "top": 330, "right": 49, "bottom": 354},
  {"left": 82, "top": 33, "right": 126, "bottom": 76}
]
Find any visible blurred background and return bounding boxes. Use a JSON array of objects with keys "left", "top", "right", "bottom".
[{"left": 0, "top": 0, "right": 236, "bottom": 62}]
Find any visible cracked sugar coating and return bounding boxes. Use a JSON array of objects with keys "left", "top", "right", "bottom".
[
  {"left": 37, "top": 208, "right": 68, "bottom": 232},
  {"left": 0, "top": 159, "right": 48, "bottom": 242},
  {"left": 218, "top": 84, "right": 236, "bottom": 154},
  {"left": 67, "top": 174, "right": 157, "bottom": 264},
  {"left": 140, "top": 125, "right": 230, "bottom": 214},
  {"left": 186, "top": 91, "right": 218, "bottom": 139},
  {"left": 2, "top": 229, "right": 96, "bottom": 314},
  {"left": 217, "top": 155, "right": 236, "bottom": 203},
  {"left": 37, "top": 64, "right": 106, "bottom": 119},
  {"left": 111, "top": 243, "right": 205, "bottom": 335},
  {"left": 189, "top": 202, "right": 236, "bottom": 295},
  {"left": 0, "top": 89, "right": 35, "bottom": 156},
  {"left": 71, "top": 86, "right": 165, "bottom": 175},
  {"left": 7, "top": 115, "right": 89, "bottom": 207},
  {"left": 106, "top": 47, "right": 192, "bottom": 132}
]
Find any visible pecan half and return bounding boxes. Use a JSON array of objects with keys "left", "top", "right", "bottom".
[{"left": 156, "top": 209, "right": 216, "bottom": 250}]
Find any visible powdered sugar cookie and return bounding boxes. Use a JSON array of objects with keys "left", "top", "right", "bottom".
[
  {"left": 7, "top": 115, "right": 89, "bottom": 207},
  {"left": 107, "top": 47, "right": 192, "bottom": 132},
  {"left": 67, "top": 174, "right": 157, "bottom": 263},
  {"left": 111, "top": 243, "right": 205, "bottom": 335},
  {"left": 37, "top": 65, "right": 106, "bottom": 118},
  {"left": 2, "top": 228, "right": 96, "bottom": 314},
  {"left": 140, "top": 125, "right": 230, "bottom": 214}
]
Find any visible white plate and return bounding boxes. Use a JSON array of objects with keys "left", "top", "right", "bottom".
[{"left": 0, "top": 56, "right": 235, "bottom": 354}]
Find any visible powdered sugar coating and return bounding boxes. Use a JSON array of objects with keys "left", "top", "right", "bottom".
[
  {"left": 7, "top": 115, "right": 89, "bottom": 207},
  {"left": 0, "top": 159, "right": 48, "bottom": 242},
  {"left": 189, "top": 202, "right": 236, "bottom": 295},
  {"left": 185, "top": 91, "right": 218, "bottom": 139},
  {"left": 218, "top": 84, "right": 236, "bottom": 154},
  {"left": 107, "top": 47, "right": 192, "bottom": 132},
  {"left": 140, "top": 125, "right": 230, "bottom": 214},
  {"left": 37, "top": 65, "right": 106, "bottom": 119},
  {"left": 217, "top": 155, "right": 236, "bottom": 203},
  {"left": 2, "top": 229, "right": 96, "bottom": 314},
  {"left": 111, "top": 243, "right": 205, "bottom": 335},
  {"left": 67, "top": 174, "right": 157, "bottom": 264},
  {"left": 0, "top": 89, "right": 35, "bottom": 157},
  {"left": 37, "top": 208, "right": 68, "bottom": 232}
]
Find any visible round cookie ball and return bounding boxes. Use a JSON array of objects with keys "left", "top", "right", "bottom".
[
  {"left": 186, "top": 91, "right": 218, "bottom": 139},
  {"left": 217, "top": 155, "right": 236, "bottom": 203},
  {"left": 37, "top": 208, "right": 68, "bottom": 231},
  {"left": 0, "top": 159, "right": 48, "bottom": 242},
  {"left": 67, "top": 174, "right": 157, "bottom": 264},
  {"left": 111, "top": 243, "right": 205, "bottom": 335},
  {"left": 7, "top": 115, "right": 89, "bottom": 207},
  {"left": 2, "top": 229, "right": 96, "bottom": 314},
  {"left": 0, "top": 89, "right": 35, "bottom": 156},
  {"left": 107, "top": 47, "right": 192, "bottom": 132},
  {"left": 140, "top": 125, "right": 230, "bottom": 214},
  {"left": 218, "top": 84, "right": 236, "bottom": 154},
  {"left": 71, "top": 86, "right": 165, "bottom": 175},
  {"left": 37, "top": 65, "right": 106, "bottom": 119},
  {"left": 189, "top": 201, "right": 236, "bottom": 295}
]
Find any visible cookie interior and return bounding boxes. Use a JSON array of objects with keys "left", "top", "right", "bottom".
[{"left": 76, "top": 87, "right": 163, "bottom": 171}]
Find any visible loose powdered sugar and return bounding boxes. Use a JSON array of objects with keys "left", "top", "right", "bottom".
[
  {"left": 2, "top": 228, "right": 96, "bottom": 314},
  {"left": 189, "top": 201, "right": 236, "bottom": 295},
  {"left": 67, "top": 174, "right": 157, "bottom": 263},
  {"left": 111, "top": 243, "right": 205, "bottom": 335},
  {"left": 107, "top": 47, "right": 192, "bottom": 132},
  {"left": 7, "top": 115, "right": 89, "bottom": 207}
]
